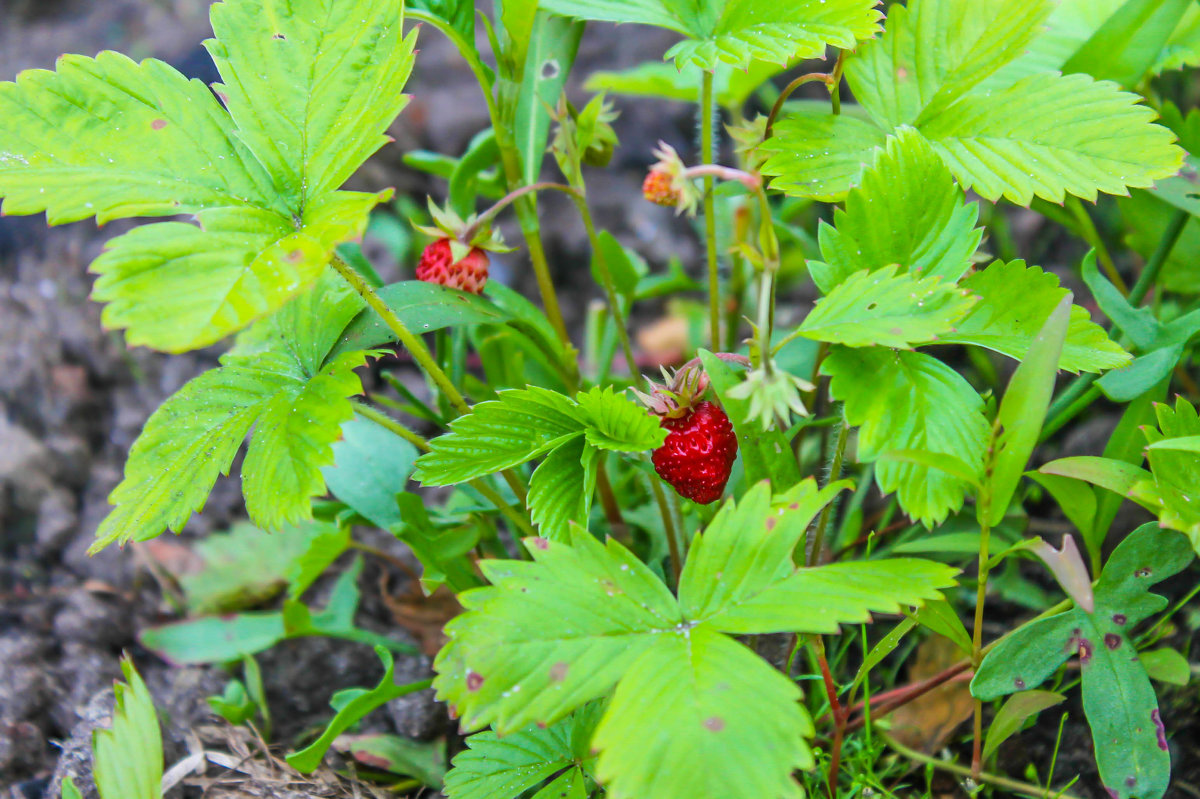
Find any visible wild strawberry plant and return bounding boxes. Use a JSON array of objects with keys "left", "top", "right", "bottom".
[{"left": 1, "top": 0, "right": 1198, "bottom": 797}]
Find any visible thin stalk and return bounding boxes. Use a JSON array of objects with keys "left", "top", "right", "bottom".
[
  {"left": 1130, "top": 207, "right": 1189, "bottom": 304},
  {"left": 650, "top": 475, "right": 683, "bottom": 586},
  {"left": 331, "top": 255, "right": 470, "bottom": 416},
  {"left": 763, "top": 72, "right": 831, "bottom": 139},
  {"left": 811, "top": 636, "right": 848, "bottom": 798},
  {"left": 881, "top": 732, "right": 1085, "bottom": 799},
  {"left": 807, "top": 415, "right": 848, "bottom": 567},
  {"left": 353, "top": 402, "right": 431, "bottom": 452},
  {"left": 405, "top": 9, "right": 500, "bottom": 128},
  {"left": 701, "top": 69, "right": 721, "bottom": 348},
  {"left": 596, "top": 462, "right": 630, "bottom": 541},
  {"left": 569, "top": 189, "right": 637, "bottom": 378},
  {"left": 830, "top": 49, "right": 846, "bottom": 115},
  {"left": 460, "top": 181, "right": 578, "bottom": 241},
  {"left": 1067, "top": 197, "right": 1125, "bottom": 293},
  {"left": 490, "top": 122, "right": 576, "bottom": 377},
  {"left": 970, "top": 518, "right": 992, "bottom": 780}
]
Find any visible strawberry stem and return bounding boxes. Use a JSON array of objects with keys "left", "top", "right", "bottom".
[
  {"left": 701, "top": 69, "right": 722, "bottom": 351},
  {"left": 461, "top": 181, "right": 578, "bottom": 242}
]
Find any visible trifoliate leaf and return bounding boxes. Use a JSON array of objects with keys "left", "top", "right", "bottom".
[
  {"left": 845, "top": 0, "right": 1055, "bottom": 127},
  {"left": 435, "top": 528, "right": 681, "bottom": 733},
  {"left": 815, "top": 127, "right": 982, "bottom": 293},
  {"left": 414, "top": 388, "right": 585, "bottom": 486},
  {"left": 445, "top": 704, "right": 603, "bottom": 799},
  {"left": 761, "top": 111, "right": 889, "bottom": 200},
  {"left": 241, "top": 351, "right": 365, "bottom": 530},
  {"left": 538, "top": 0, "right": 881, "bottom": 70},
  {"left": 574, "top": 386, "right": 667, "bottom": 452},
  {"left": 678, "top": 480, "right": 851, "bottom": 621},
  {"left": 794, "top": 265, "right": 977, "bottom": 349},
  {"left": 93, "top": 658, "right": 162, "bottom": 799},
  {"left": 527, "top": 435, "right": 601, "bottom": 543},
  {"left": 825, "top": 347, "right": 990, "bottom": 525},
  {"left": 206, "top": 0, "right": 417, "bottom": 206},
  {"left": 92, "top": 275, "right": 373, "bottom": 552},
  {"left": 0, "top": 51, "right": 278, "bottom": 224},
  {"left": 943, "top": 260, "right": 1131, "bottom": 373},
  {"left": 920, "top": 72, "right": 1183, "bottom": 206},
  {"left": 593, "top": 627, "right": 812, "bottom": 799}
]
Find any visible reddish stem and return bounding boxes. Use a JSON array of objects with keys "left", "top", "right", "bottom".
[
  {"left": 813, "top": 638, "right": 849, "bottom": 797},
  {"left": 844, "top": 659, "right": 973, "bottom": 733}
]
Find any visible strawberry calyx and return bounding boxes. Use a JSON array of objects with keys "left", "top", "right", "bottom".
[{"left": 632, "top": 352, "right": 750, "bottom": 419}]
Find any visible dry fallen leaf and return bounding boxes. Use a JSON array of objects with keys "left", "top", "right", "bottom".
[{"left": 887, "top": 636, "right": 975, "bottom": 753}]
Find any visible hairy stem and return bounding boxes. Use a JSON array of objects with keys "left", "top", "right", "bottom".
[
  {"left": 461, "top": 181, "right": 578, "bottom": 241},
  {"left": 701, "top": 69, "right": 721, "bottom": 349},
  {"left": 807, "top": 414, "right": 848, "bottom": 567},
  {"left": 331, "top": 255, "right": 470, "bottom": 416},
  {"left": 569, "top": 186, "right": 637, "bottom": 379}
]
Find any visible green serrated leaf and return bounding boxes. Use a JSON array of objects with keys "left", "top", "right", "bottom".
[
  {"left": 540, "top": 0, "right": 880, "bottom": 70},
  {"left": 1141, "top": 397, "right": 1200, "bottom": 549},
  {"left": 593, "top": 626, "right": 811, "bottom": 799},
  {"left": 943, "top": 260, "right": 1131, "bottom": 374},
  {"left": 444, "top": 704, "right": 602, "bottom": 799},
  {"left": 93, "top": 658, "right": 162, "bottom": 799},
  {"left": 846, "top": 0, "right": 1055, "bottom": 127},
  {"left": 414, "top": 388, "right": 585, "bottom": 486},
  {"left": 93, "top": 276, "right": 371, "bottom": 551},
  {"left": 814, "top": 127, "right": 982, "bottom": 293},
  {"left": 678, "top": 480, "right": 851, "bottom": 621},
  {"left": 795, "top": 265, "right": 976, "bottom": 349},
  {"left": 761, "top": 111, "right": 888, "bottom": 201},
  {"left": 242, "top": 351, "right": 365, "bottom": 530},
  {"left": 825, "top": 347, "right": 989, "bottom": 526},
  {"left": 575, "top": 386, "right": 667, "bottom": 452},
  {"left": 920, "top": 72, "right": 1183, "bottom": 206},
  {"left": 205, "top": 0, "right": 416, "bottom": 206},
  {"left": 436, "top": 527, "right": 680, "bottom": 733},
  {"left": 0, "top": 51, "right": 278, "bottom": 224},
  {"left": 701, "top": 556, "right": 959, "bottom": 635},
  {"left": 528, "top": 435, "right": 600, "bottom": 542}
]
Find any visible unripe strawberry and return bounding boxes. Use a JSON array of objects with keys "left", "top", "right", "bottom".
[
  {"left": 416, "top": 238, "right": 489, "bottom": 294},
  {"left": 642, "top": 168, "right": 680, "bottom": 207},
  {"left": 651, "top": 401, "right": 738, "bottom": 504}
]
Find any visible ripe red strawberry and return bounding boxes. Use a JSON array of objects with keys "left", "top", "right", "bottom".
[
  {"left": 652, "top": 401, "right": 738, "bottom": 504},
  {"left": 642, "top": 168, "right": 680, "bottom": 207},
  {"left": 416, "top": 238, "right": 489, "bottom": 294}
]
